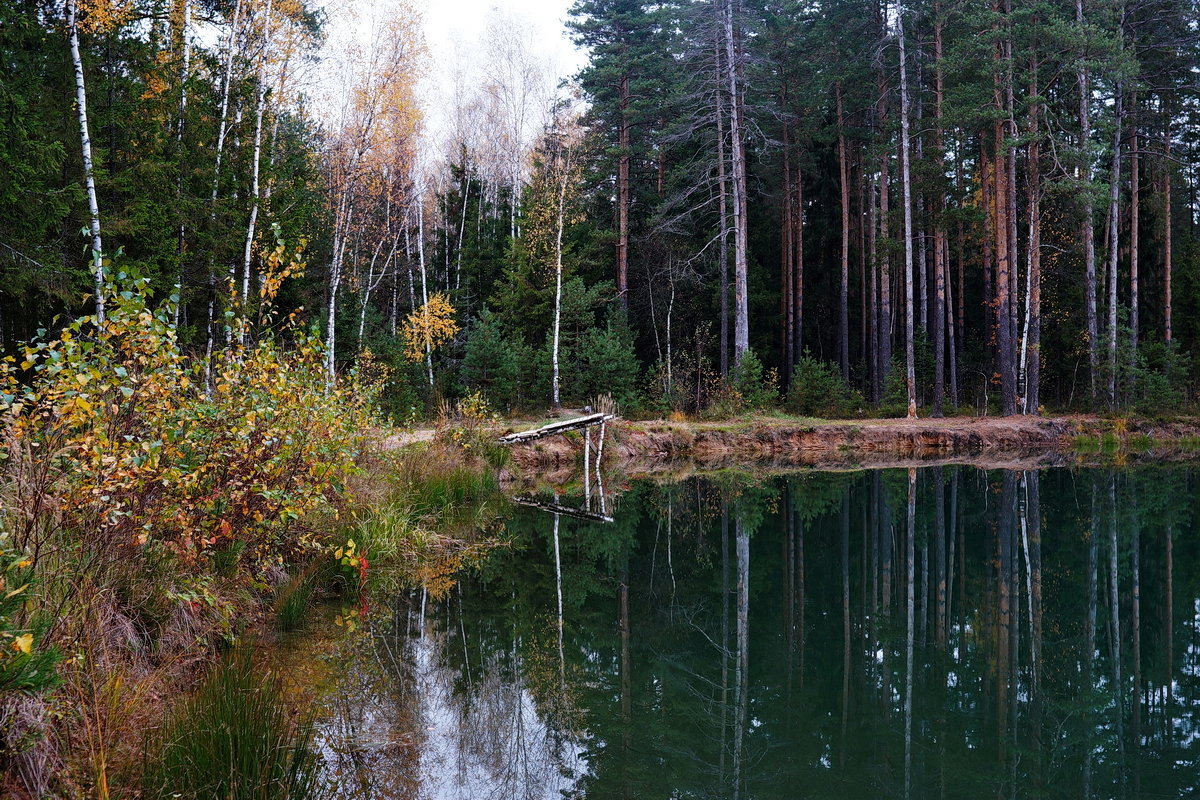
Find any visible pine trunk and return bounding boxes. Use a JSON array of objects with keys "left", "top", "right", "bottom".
[
  {"left": 617, "top": 75, "right": 630, "bottom": 308},
  {"left": 898, "top": 6, "right": 917, "bottom": 418},
  {"left": 1106, "top": 89, "right": 1123, "bottom": 408},
  {"left": 715, "top": 28, "right": 731, "bottom": 375},
  {"left": 1077, "top": 0, "right": 1098, "bottom": 399},
  {"left": 1129, "top": 119, "right": 1139, "bottom": 380},
  {"left": 723, "top": 0, "right": 750, "bottom": 364},
  {"left": 1021, "top": 53, "right": 1042, "bottom": 414},
  {"left": 1164, "top": 117, "right": 1173, "bottom": 343},
  {"left": 932, "top": 6, "right": 946, "bottom": 417},
  {"left": 837, "top": 83, "right": 851, "bottom": 383}
]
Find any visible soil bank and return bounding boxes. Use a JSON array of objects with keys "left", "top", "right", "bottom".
[{"left": 502, "top": 414, "right": 1200, "bottom": 477}]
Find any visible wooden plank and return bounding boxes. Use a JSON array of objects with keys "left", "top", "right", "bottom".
[
  {"left": 498, "top": 413, "right": 614, "bottom": 444},
  {"left": 512, "top": 495, "right": 614, "bottom": 523}
]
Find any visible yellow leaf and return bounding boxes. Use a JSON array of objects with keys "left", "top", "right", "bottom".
[{"left": 12, "top": 634, "right": 31, "bottom": 655}]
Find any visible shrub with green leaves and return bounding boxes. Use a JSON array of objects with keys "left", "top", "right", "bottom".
[
  {"left": 729, "top": 350, "right": 778, "bottom": 411},
  {"left": 786, "top": 351, "right": 855, "bottom": 418}
]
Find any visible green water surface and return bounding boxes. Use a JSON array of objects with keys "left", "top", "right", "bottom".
[{"left": 297, "top": 465, "right": 1200, "bottom": 799}]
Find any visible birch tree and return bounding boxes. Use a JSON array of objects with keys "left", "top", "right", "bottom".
[{"left": 64, "top": 0, "right": 106, "bottom": 321}]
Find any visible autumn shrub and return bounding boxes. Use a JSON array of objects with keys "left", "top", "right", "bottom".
[
  {"left": 2, "top": 273, "right": 374, "bottom": 568},
  {"left": 0, "top": 245, "right": 380, "bottom": 791},
  {"left": 701, "top": 350, "right": 778, "bottom": 418}
]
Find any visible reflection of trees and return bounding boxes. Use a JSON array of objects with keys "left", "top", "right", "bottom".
[{"left": 290, "top": 465, "right": 1200, "bottom": 797}]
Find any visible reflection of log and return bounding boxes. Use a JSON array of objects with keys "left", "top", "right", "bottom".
[
  {"left": 498, "top": 413, "right": 615, "bottom": 444},
  {"left": 511, "top": 495, "right": 614, "bottom": 523}
]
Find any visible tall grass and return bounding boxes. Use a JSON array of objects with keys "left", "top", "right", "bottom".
[
  {"left": 274, "top": 566, "right": 321, "bottom": 632},
  {"left": 141, "top": 649, "right": 325, "bottom": 800},
  {"left": 344, "top": 444, "right": 506, "bottom": 596}
]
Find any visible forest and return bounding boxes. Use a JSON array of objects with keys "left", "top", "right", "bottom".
[
  {"left": 4, "top": 0, "right": 1200, "bottom": 795},
  {"left": 4, "top": 0, "right": 1200, "bottom": 418}
]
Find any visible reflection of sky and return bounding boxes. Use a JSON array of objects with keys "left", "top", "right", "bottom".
[
  {"left": 303, "top": 610, "right": 590, "bottom": 799},
  {"left": 412, "top": 625, "right": 589, "bottom": 800}
]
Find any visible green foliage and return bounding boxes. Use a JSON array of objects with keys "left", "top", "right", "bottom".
[
  {"left": 141, "top": 649, "right": 325, "bottom": 799},
  {"left": 462, "top": 309, "right": 520, "bottom": 410},
  {"left": 576, "top": 314, "right": 643, "bottom": 410},
  {"left": 275, "top": 567, "right": 319, "bottom": 632},
  {"left": 729, "top": 350, "right": 778, "bottom": 412},
  {"left": 786, "top": 351, "right": 856, "bottom": 418},
  {"left": 0, "top": 550, "right": 59, "bottom": 695},
  {"left": 1129, "top": 340, "right": 1192, "bottom": 415}
]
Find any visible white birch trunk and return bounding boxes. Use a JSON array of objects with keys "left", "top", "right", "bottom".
[
  {"left": 417, "top": 195, "right": 433, "bottom": 387},
  {"left": 239, "top": 0, "right": 274, "bottom": 342},
  {"left": 67, "top": 0, "right": 105, "bottom": 322}
]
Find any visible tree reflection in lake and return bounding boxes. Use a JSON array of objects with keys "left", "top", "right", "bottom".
[{"left": 301, "top": 465, "right": 1200, "bottom": 798}]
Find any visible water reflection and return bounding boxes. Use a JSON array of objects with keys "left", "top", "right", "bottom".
[{"left": 304, "top": 466, "right": 1200, "bottom": 798}]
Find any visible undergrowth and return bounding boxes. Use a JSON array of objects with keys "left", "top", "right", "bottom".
[{"left": 0, "top": 240, "right": 384, "bottom": 795}]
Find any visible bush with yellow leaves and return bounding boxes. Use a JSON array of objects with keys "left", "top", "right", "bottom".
[{"left": 2, "top": 271, "right": 375, "bottom": 567}]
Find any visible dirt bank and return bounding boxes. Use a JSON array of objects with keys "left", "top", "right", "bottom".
[{"left": 503, "top": 414, "right": 1200, "bottom": 477}]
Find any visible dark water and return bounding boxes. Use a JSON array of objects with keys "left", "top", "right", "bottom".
[{"left": 294, "top": 465, "right": 1200, "bottom": 799}]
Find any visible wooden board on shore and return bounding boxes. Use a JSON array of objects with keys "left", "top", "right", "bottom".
[{"left": 498, "top": 413, "right": 614, "bottom": 444}]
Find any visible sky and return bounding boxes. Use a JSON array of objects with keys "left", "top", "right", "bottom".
[
  {"left": 416, "top": 0, "right": 587, "bottom": 151},
  {"left": 316, "top": 0, "right": 587, "bottom": 166}
]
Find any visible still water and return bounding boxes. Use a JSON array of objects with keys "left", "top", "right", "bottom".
[{"left": 285, "top": 465, "right": 1200, "bottom": 799}]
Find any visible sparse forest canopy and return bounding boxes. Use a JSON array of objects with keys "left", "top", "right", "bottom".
[{"left": 2, "top": 0, "right": 1200, "bottom": 417}]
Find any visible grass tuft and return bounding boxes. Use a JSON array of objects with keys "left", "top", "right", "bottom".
[{"left": 141, "top": 648, "right": 325, "bottom": 800}]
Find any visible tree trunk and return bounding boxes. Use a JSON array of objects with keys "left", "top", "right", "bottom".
[
  {"left": 239, "top": 0, "right": 274, "bottom": 343},
  {"left": 869, "top": 155, "right": 880, "bottom": 402},
  {"left": 837, "top": 83, "right": 851, "bottom": 383},
  {"left": 1020, "top": 41, "right": 1042, "bottom": 414},
  {"left": 617, "top": 74, "right": 630, "bottom": 308},
  {"left": 723, "top": 0, "right": 750, "bottom": 365},
  {"left": 932, "top": 5, "right": 946, "bottom": 417},
  {"left": 794, "top": 163, "right": 805, "bottom": 362},
  {"left": 1077, "top": 0, "right": 1098, "bottom": 399},
  {"left": 1164, "top": 116, "right": 1173, "bottom": 343},
  {"left": 992, "top": 4, "right": 1016, "bottom": 416},
  {"left": 898, "top": 6, "right": 917, "bottom": 418},
  {"left": 325, "top": 193, "right": 351, "bottom": 386},
  {"left": 1129, "top": 117, "right": 1139, "bottom": 382},
  {"left": 782, "top": 122, "right": 795, "bottom": 380},
  {"left": 208, "top": 0, "right": 243, "bottom": 363},
  {"left": 1106, "top": 89, "right": 1123, "bottom": 408},
  {"left": 172, "top": 0, "right": 190, "bottom": 327},
  {"left": 716, "top": 29, "right": 731, "bottom": 375},
  {"left": 945, "top": 234, "right": 958, "bottom": 407},
  {"left": 551, "top": 143, "right": 573, "bottom": 410},
  {"left": 875, "top": 2, "right": 891, "bottom": 397},
  {"left": 417, "top": 196, "right": 433, "bottom": 387},
  {"left": 66, "top": 0, "right": 105, "bottom": 322}
]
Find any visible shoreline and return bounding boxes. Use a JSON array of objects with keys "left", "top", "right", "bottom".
[{"left": 502, "top": 413, "right": 1200, "bottom": 478}]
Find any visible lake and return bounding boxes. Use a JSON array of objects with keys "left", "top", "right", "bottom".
[{"left": 280, "top": 464, "right": 1200, "bottom": 799}]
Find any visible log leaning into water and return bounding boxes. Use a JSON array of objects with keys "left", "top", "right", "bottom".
[{"left": 498, "top": 413, "right": 615, "bottom": 444}]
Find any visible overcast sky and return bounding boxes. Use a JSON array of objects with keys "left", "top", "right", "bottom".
[{"left": 416, "top": 0, "right": 586, "bottom": 149}]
